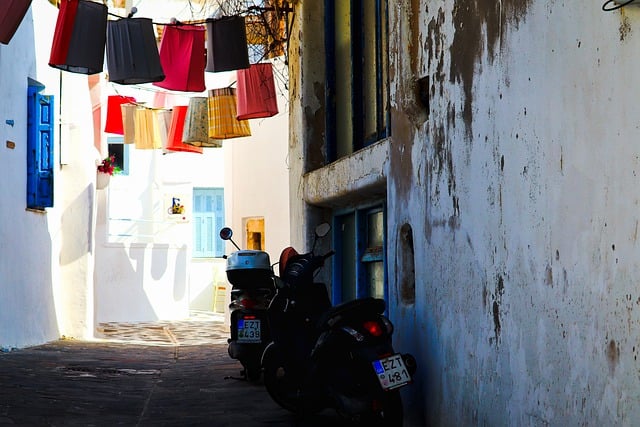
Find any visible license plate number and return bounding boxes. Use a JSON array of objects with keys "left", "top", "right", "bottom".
[
  {"left": 237, "top": 319, "right": 261, "bottom": 343},
  {"left": 372, "top": 354, "right": 412, "bottom": 391}
]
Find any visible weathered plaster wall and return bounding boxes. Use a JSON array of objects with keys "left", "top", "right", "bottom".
[{"left": 386, "top": 0, "right": 640, "bottom": 425}]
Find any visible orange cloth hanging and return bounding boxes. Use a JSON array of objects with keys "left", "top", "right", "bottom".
[
  {"left": 236, "top": 63, "right": 279, "bottom": 120},
  {"left": 166, "top": 106, "right": 203, "bottom": 154},
  {"left": 208, "top": 88, "right": 251, "bottom": 140},
  {"left": 104, "top": 95, "right": 136, "bottom": 135}
]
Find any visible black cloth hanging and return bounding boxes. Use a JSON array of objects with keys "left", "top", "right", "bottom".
[
  {"left": 107, "top": 18, "right": 165, "bottom": 85},
  {"left": 205, "top": 15, "right": 250, "bottom": 73},
  {"left": 48, "top": 0, "right": 108, "bottom": 75}
]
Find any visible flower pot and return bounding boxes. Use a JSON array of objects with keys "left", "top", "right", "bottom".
[{"left": 96, "top": 171, "right": 110, "bottom": 189}]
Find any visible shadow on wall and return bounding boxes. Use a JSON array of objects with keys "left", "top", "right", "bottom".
[
  {"left": 95, "top": 243, "right": 157, "bottom": 323},
  {"left": 60, "top": 185, "right": 94, "bottom": 265}
]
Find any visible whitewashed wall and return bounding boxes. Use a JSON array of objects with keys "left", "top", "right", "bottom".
[{"left": 0, "top": 1, "right": 98, "bottom": 348}]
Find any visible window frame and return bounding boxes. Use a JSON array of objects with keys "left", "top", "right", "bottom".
[
  {"left": 331, "top": 203, "right": 388, "bottom": 305},
  {"left": 325, "top": 0, "right": 390, "bottom": 163},
  {"left": 106, "top": 136, "right": 129, "bottom": 176},
  {"left": 192, "top": 187, "right": 225, "bottom": 258}
]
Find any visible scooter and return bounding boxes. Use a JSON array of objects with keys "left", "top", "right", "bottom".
[
  {"left": 261, "top": 223, "right": 417, "bottom": 425},
  {"left": 219, "top": 227, "right": 275, "bottom": 382}
]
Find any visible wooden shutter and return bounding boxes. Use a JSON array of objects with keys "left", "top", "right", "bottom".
[
  {"left": 192, "top": 188, "right": 224, "bottom": 258},
  {"left": 27, "top": 84, "right": 54, "bottom": 209}
]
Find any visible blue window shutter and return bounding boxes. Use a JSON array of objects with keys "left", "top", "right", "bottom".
[
  {"left": 192, "top": 188, "right": 225, "bottom": 258},
  {"left": 27, "top": 84, "right": 54, "bottom": 209}
]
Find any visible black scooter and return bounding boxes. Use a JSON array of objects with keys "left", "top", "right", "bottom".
[
  {"left": 261, "top": 223, "right": 417, "bottom": 425},
  {"left": 220, "top": 227, "right": 275, "bottom": 382}
]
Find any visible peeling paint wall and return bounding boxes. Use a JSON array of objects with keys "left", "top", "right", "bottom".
[
  {"left": 387, "top": 0, "right": 640, "bottom": 425},
  {"left": 290, "top": 0, "right": 640, "bottom": 425}
]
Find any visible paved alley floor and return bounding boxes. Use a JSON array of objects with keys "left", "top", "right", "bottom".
[{"left": 0, "top": 312, "right": 351, "bottom": 426}]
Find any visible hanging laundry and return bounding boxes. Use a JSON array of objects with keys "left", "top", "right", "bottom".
[
  {"left": 205, "top": 16, "right": 250, "bottom": 73},
  {"left": 107, "top": 18, "right": 165, "bottom": 85},
  {"left": 157, "top": 109, "right": 174, "bottom": 153},
  {"left": 182, "top": 97, "right": 222, "bottom": 147},
  {"left": 104, "top": 95, "right": 136, "bottom": 135},
  {"left": 121, "top": 102, "right": 137, "bottom": 144},
  {"left": 208, "top": 87, "right": 251, "bottom": 140},
  {"left": 49, "top": 0, "right": 108, "bottom": 75},
  {"left": 134, "top": 107, "right": 164, "bottom": 150},
  {"left": 236, "top": 62, "right": 279, "bottom": 120},
  {"left": 0, "top": 0, "right": 32, "bottom": 45},
  {"left": 154, "top": 24, "right": 206, "bottom": 93},
  {"left": 165, "top": 106, "right": 203, "bottom": 154}
]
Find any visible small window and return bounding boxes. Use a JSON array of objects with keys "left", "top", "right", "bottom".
[
  {"left": 333, "top": 205, "right": 387, "bottom": 304},
  {"left": 27, "top": 79, "right": 54, "bottom": 210},
  {"left": 192, "top": 188, "right": 225, "bottom": 258},
  {"left": 245, "top": 217, "right": 265, "bottom": 250},
  {"left": 107, "top": 136, "right": 129, "bottom": 175}
]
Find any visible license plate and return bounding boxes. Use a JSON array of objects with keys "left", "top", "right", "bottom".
[
  {"left": 237, "top": 319, "right": 261, "bottom": 343},
  {"left": 372, "top": 354, "right": 412, "bottom": 391}
]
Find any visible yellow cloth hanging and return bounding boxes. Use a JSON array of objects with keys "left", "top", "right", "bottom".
[
  {"left": 207, "top": 87, "right": 251, "bottom": 140},
  {"left": 134, "top": 107, "right": 163, "bottom": 150}
]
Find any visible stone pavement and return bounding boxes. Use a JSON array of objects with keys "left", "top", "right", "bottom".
[{"left": 0, "top": 311, "right": 352, "bottom": 426}]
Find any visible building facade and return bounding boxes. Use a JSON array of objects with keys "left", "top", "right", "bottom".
[
  {"left": 0, "top": 1, "right": 289, "bottom": 347},
  {"left": 288, "top": 1, "right": 640, "bottom": 425}
]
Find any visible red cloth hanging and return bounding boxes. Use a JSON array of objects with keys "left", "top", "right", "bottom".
[
  {"left": 153, "top": 24, "right": 206, "bottom": 93},
  {"left": 166, "top": 106, "right": 204, "bottom": 154},
  {"left": 49, "top": 0, "right": 108, "bottom": 75},
  {"left": 104, "top": 95, "right": 136, "bottom": 135},
  {"left": 0, "top": 0, "right": 32, "bottom": 45},
  {"left": 236, "top": 63, "right": 279, "bottom": 120}
]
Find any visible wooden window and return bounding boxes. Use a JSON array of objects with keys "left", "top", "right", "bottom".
[
  {"left": 27, "top": 80, "right": 54, "bottom": 210},
  {"left": 193, "top": 188, "right": 225, "bottom": 258},
  {"left": 333, "top": 205, "right": 387, "bottom": 304},
  {"left": 325, "top": 0, "right": 390, "bottom": 162}
]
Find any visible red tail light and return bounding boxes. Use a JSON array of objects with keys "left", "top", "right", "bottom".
[
  {"left": 240, "top": 298, "right": 256, "bottom": 309},
  {"left": 243, "top": 315, "right": 256, "bottom": 320},
  {"left": 363, "top": 320, "right": 384, "bottom": 337}
]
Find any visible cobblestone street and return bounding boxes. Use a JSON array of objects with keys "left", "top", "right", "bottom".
[{"left": 0, "top": 312, "right": 349, "bottom": 426}]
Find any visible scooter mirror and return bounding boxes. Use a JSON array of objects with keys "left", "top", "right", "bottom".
[
  {"left": 219, "top": 227, "right": 233, "bottom": 240},
  {"left": 315, "top": 222, "right": 331, "bottom": 238}
]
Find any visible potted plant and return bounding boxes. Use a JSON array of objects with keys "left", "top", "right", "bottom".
[{"left": 96, "top": 154, "right": 120, "bottom": 189}]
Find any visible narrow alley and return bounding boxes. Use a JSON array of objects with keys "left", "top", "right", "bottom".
[{"left": 0, "top": 313, "right": 350, "bottom": 426}]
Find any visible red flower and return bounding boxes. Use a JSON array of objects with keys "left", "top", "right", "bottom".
[{"left": 97, "top": 155, "right": 118, "bottom": 175}]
